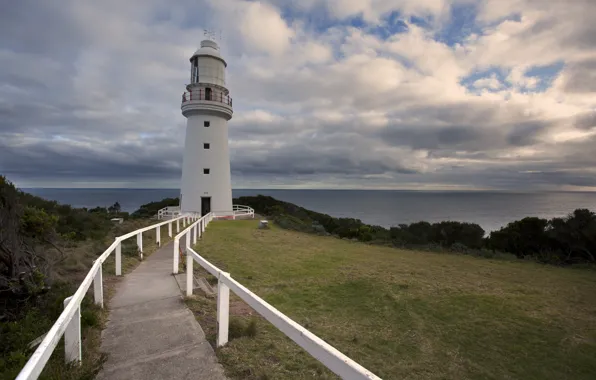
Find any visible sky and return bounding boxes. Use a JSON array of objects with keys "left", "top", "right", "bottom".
[{"left": 1, "top": 0, "right": 595, "bottom": 190}]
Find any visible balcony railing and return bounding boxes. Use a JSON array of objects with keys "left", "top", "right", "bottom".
[{"left": 182, "top": 90, "right": 232, "bottom": 107}]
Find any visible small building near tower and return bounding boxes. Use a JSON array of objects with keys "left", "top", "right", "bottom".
[{"left": 180, "top": 39, "right": 233, "bottom": 216}]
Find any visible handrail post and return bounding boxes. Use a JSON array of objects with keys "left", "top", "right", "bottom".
[
  {"left": 183, "top": 218, "right": 186, "bottom": 228},
  {"left": 202, "top": 218, "right": 206, "bottom": 233},
  {"left": 177, "top": 219, "right": 180, "bottom": 233},
  {"left": 217, "top": 273, "right": 230, "bottom": 347},
  {"left": 186, "top": 252, "right": 193, "bottom": 296},
  {"left": 94, "top": 264, "right": 103, "bottom": 308},
  {"left": 156, "top": 226, "right": 161, "bottom": 247},
  {"left": 173, "top": 238, "right": 180, "bottom": 274},
  {"left": 137, "top": 232, "right": 143, "bottom": 260},
  {"left": 168, "top": 221, "right": 172, "bottom": 237},
  {"left": 116, "top": 240, "right": 122, "bottom": 276},
  {"left": 186, "top": 230, "right": 191, "bottom": 250},
  {"left": 63, "top": 296, "right": 82, "bottom": 365},
  {"left": 193, "top": 223, "right": 198, "bottom": 244}
]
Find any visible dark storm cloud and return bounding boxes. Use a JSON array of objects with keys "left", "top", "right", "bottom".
[
  {"left": 380, "top": 125, "right": 491, "bottom": 150},
  {"left": 506, "top": 121, "right": 548, "bottom": 147},
  {"left": 231, "top": 144, "right": 417, "bottom": 176},
  {"left": 0, "top": 1, "right": 86, "bottom": 57},
  {"left": 378, "top": 119, "right": 550, "bottom": 151},
  {"left": 0, "top": 137, "right": 182, "bottom": 181},
  {"left": 562, "top": 59, "right": 596, "bottom": 94},
  {"left": 574, "top": 112, "right": 596, "bottom": 130}
]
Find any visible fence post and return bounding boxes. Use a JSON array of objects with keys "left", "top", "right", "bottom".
[
  {"left": 116, "top": 240, "right": 122, "bottom": 276},
  {"left": 202, "top": 218, "right": 206, "bottom": 233},
  {"left": 186, "top": 252, "right": 193, "bottom": 296},
  {"left": 217, "top": 273, "right": 230, "bottom": 347},
  {"left": 173, "top": 238, "right": 180, "bottom": 274},
  {"left": 168, "top": 222, "right": 172, "bottom": 237},
  {"left": 177, "top": 219, "right": 180, "bottom": 232},
  {"left": 193, "top": 223, "right": 198, "bottom": 244},
  {"left": 186, "top": 230, "right": 191, "bottom": 250},
  {"left": 137, "top": 233, "right": 143, "bottom": 260},
  {"left": 156, "top": 226, "right": 161, "bottom": 247},
  {"left": 93, "top": 264, "right": 103, "bottom": 308},
  {"left": 63, "top": 296, "right": 81, "bottom": 365}
]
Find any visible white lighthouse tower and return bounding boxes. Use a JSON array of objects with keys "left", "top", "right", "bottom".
[{"left": 180, "top": 39, "right": 233, "bottom": 216}]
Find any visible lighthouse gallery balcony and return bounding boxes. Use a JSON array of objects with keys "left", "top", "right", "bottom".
[
  {"left": 181, "top": 88, "right": 233, "bottom": 119},
  {"left": 182, "top": 89, "right": 232, "bottom": 106}
]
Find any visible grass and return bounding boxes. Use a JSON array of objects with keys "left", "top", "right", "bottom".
[
  {"left": 1, "top": 218, "right": 174, "bottom": 380},
  {"left": 186, "top": 220, "right": 596, "bottom": 380}
]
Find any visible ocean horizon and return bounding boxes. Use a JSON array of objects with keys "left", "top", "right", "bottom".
[{"left": 22, "top": 188, "right": 596, "bottom": 233}]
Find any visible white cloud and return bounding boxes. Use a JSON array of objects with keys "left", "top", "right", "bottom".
[{"left": 238, "top": 1, "right": 294, "bottom": 55}]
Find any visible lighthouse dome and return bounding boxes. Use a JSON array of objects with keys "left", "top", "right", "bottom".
[{"left": 190, "top": 40, "right": 227, "bottom": 67}]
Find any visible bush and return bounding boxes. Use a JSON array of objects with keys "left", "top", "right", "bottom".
[
  {"left": 131, "top": 197, "right": 179, "bottom": 219},
  {"left": 228, "top": 317, "right": 258, "bottom": 341}
]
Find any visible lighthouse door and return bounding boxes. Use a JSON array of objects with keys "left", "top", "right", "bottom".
[{"left": 201, "top": 197, "right": 211, "bottom": 216}]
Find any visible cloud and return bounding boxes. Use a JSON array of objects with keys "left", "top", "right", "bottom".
[{"left": 1, "top": 0, "right": 595, "bottom": 190}]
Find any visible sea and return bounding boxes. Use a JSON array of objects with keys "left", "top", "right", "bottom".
[{"left": 23, "top": 188, "right": 596, "bottom": 233}]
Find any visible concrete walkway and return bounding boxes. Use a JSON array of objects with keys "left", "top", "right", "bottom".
[{"left": 96, "top": 241, "right": 227, "bottom": 380}]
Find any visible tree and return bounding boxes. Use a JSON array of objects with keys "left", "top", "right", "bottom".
[
  {"left": 0, "top": 177, "right": 61, "bottom": 303},
  {"left": 108, "top": 202, "right": 121, "bottom": 214},
  {"left": 547, "top": 209, "right": 596, "bottom": 263}
]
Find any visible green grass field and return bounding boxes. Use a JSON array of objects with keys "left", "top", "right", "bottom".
[{"left": 187, "top": 220, "right": 596, "bottom": 380}]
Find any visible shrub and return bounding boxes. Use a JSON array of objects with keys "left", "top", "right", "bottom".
[
  {"left": 228, "top": 317, "right": 258, "bottom": 341},
  {"left": 131, "top": 197, "right": 179, "bottom": 219}
]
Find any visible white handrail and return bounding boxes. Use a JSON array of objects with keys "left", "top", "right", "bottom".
[
  {"left": 16, "top": 214, "right": 191, "bottom": 380},
  {"left": 185, "top": 247, "right": 382, "bottom": 380},
  {"left": 157, "top": 206, "right": 181, "bottom": 220},
  {"left": 211, "top": 204, "right": 255, "bottom": 220},
  {"left": 172, "top": 212, "right": 213, "bottom": 274}
]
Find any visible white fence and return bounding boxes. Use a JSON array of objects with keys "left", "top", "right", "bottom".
[
  {"left": 172, "top": 212, "right": 213, "bottom": 274},
  {"left": 184, "top": 247, "right": 382, "bottom": 380},
  {"left": 157, "top": 206, "right": 181, "bottom": 220},
  {"left": 159, "top": 204, "right": 255, "bottom": 221},
  {"left": 16, "top": 214, "right": 197, "bottom": 380},
  {"left": 230, "top": 204, "right": 255, "bottom": 218}
]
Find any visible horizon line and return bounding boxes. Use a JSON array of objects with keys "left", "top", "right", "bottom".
[{"left": 18, "top": 187, "right": 596, "bottom": 193}]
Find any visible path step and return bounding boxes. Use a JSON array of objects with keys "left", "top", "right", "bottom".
[{"left": 174, "top": 273, "right": 216, "bottom": 297}]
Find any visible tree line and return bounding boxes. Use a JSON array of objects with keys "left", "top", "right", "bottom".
[{"left": 235, "top": 195, "right": 596, "bottom": 265}]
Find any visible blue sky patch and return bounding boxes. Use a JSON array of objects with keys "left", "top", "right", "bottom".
[
  {"left": 517, "top": 61, "right": 565, "bottom": 92},
  {"left": 366, "top": 11, "right": 409, "bottom": 40},
  {"left": 436, "top": 2, "right": 481, "bottom": 46},
  {"left": 460, "top": 66, "right": 510, "bottom": 92}
]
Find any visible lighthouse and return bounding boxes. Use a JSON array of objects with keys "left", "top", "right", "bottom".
[{"left": 180, "top": 39, "right": 233, "bottom": 216}]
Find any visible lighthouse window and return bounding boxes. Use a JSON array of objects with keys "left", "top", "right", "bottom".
[
  {"left": 204, "top": 143, "right": 210, "bottom": 149},
  {"left": 203, "top": 168, "right": 210, "bottom": 174},
  {"left": 204, "top": 121, "right": 210, "bottom": 127}
]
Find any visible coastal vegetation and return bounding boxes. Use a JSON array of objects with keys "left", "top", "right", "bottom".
[
  {"left": 188, "top": 219, "right": 596, "bottom": 380},
  {"left": 235, "top": 195, "right": 596, "bottom": 265},
  {"left": 3, "top": 184, "right": 595, "bottom": 379},
  {"left": 0, "top": 176, "right": 162, "bottom": 379},
  {"left": 130, "top": 197, "right": 179, "bottom": 219}
]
